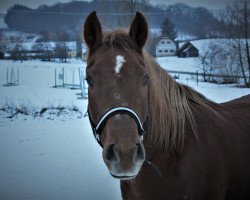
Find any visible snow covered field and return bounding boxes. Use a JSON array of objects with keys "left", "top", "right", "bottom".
[{"left": 0, "top": 59, "right": 250, "bottom": 199}]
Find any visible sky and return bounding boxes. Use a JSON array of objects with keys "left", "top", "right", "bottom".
[{"left": 0, "top": 0, "right": 227, "bottom": 14}]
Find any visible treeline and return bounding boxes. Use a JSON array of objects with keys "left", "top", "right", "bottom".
[
  {"left": 162, "top": 3, "right": 225, "bottom": 38},
  {"left": 4, "top": 1, "right": 227, "bottom": 40}
]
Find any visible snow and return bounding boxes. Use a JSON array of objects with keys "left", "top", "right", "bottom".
[
  {"left": 0, "top": 119, "right": 121, "bottom": 200},
  {"left": 1, "top": 30, "right": 85, "bottom": 52},
  {"left": 0, "top": 59, "right": 86, "bottom": 107},
  {"left": 0, "top": 56, "right": 250, "bottom": 199},
  {"left": 0, "top": 59, "right": 121, "bottom": 199},
  {"left": 177, "top": 31, "right": 197, "bottom": 41},
  {"left": 157, "top": 56, "right": 200, "bottom": 73},
  {"left": 1, "top": 30, "right": 42, "bottom": 44}
]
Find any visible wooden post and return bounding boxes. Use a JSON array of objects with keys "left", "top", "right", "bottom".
[
  {"left": 11, "top": 67, "right": 15, "bottom": 83},
  {"left": 17, "top": 67, "right": 19, "bottom": 84},
  {"left": 82, "top": 72, "right": 86, "bottom": 98},
  {"left": 78, "top": 68, "right": 81, "bottom": 86},
  {"left": 196, "top": 70, "right": 198, "bottom": 86},
  {"left": 79, "top": 70, "right": 83, "bottom": 91},
  {"left": 55, "top": 68, "right": 57, "bottom": 87},
  {"left": 62, "top": 67, "right": 65, "bottom": 87},
  {"left": 7, "top": 67, "right": 9, "bottom": 84}
]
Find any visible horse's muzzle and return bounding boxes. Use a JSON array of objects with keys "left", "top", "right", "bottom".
[{"left": 103, "top": 141, "right": 145, "bottom": 179}]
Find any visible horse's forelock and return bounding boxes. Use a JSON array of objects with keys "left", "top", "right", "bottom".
[{"left": 87, "top": 29, "right": 140, "bottom": 56}]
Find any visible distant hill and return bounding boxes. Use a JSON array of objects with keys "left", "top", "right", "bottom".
[{"left": 4, "top": 1, "right": 226, "bottom": 40}]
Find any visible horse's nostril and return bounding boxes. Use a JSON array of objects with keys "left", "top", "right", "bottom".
[
  {"left": 136, "top": 142, "right": 145, "bottom": 161},
  {"left": 105, "top": 143, "right": 118, "bottom": 163}
]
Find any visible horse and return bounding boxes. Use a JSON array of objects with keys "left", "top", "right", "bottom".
[{"left": 83, "top": 11, "right": 250, "bottom": 200}]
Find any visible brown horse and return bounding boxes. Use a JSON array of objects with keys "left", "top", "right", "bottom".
[{"left": 83, "top": 11, "right": 250, "bottom": 200}]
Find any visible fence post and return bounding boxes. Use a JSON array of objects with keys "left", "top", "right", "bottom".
[
  {"left": 11, "top": 67, "right": 15, "bottom": 83},
  {"left": 62, "top": 67, "right": 65, "bottom": 87},
  {"left": 82, "top": 72, "right": 86, "bottom": 99},
  {"left": 55, "top": 68, "right": 57, "bottom": 87},
  {"left": 17, "top": 67, "right": 19, "bottom": 84},
  {"left": 7, "top": 67, "right": 9, "bottom": 84},
  {"left": 196, "top": 70, "right": 198, "bottom": 86},
  {"left": 78, "top": 68, "right": 81, "bottom": 86}
]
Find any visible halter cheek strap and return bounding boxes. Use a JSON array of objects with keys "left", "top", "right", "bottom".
[{"left": 88, "top": 107, "right": 146, "bottom": 147}]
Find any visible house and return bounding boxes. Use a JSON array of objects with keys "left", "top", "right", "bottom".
[
  {"left": 67, "top": 50, "right": 77, "bottom": 58},
  {"left": 177, "top": 41, "right": 199, "bottom": 58},
  {"left": 155, "top": 37, "right": 177, "bottom": 57}
]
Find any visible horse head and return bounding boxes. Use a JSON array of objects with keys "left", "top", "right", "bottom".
[{"left": 83, "top": 11, "right": 149, "bottom": 180}]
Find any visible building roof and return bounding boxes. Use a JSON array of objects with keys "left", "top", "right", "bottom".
[
  {"left": 179, "top": 41, "right": 198, "bottom": 52},
  {"left": 156, "top": 37, "right": 177, "bottom": 48}
]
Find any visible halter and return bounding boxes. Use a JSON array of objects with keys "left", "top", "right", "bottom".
[
  {"left": 87, "top": 107, "right": 162, "bottom": 177},
  {"left": 88, "top": 107, "right": 146, "bottom": 147}
]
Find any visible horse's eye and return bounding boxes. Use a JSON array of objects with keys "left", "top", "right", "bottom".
[
  {"left": 86, "top": 76, "right": 94, "bottom": 87},
  {"left": 143, "top": 75, "right": 150, "bottom": 86}
]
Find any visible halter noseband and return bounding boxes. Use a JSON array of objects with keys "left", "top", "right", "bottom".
[
  {"left": 88, "top": 107, "right": 146, "bottom": 147},
  {"left": 87, "top": 107, "right": 162, "bottom": 177}
]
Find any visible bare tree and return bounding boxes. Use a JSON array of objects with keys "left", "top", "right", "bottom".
[
  {"left": 117, "top": 0, "right": 136, "bottom": 27},
  {"left": 32, "top": 43, "right": 53, "bottom": 61},
  {"left": 76, "top": 36, "right": 82, "bottom": 59},
  {"left": 199, "top": 39, "right": 243, "bottom": 84},
  {"left": 117, "top": 0, "right": 150, "bottom": 27},
  {"left": 220, "top": 0, "right": 250, "bottom": 86},
  {"left": 54, "top": 42, "right": 68, "bottom": 63},
  {"left": 43, "top": 43, "right": 53, "bottom": 61},
  {"left": 242, "top": 0, "right": 250, "bottom": 85},
  {"left": 54, "top": 32, "right": 69, "bottom": 63},
  {"left": 0, "top": 32, "right": 7, "bottom": 53},
  {"left": 10, "top": 44, "right": 25, "bottom": 62}
]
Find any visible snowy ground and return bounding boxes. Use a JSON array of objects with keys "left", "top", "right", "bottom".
[
  {"left": 0, "top": 120, "right": 120, "bottom": 200},
  {"left": 157, "top": 56, "right": 201, "bottom": 73},
  {"left": 0, "top": 60, "right": 122, "bottom": 200},
  {"left": 0, "top": 59, "right": 250, "bottom": 199}
]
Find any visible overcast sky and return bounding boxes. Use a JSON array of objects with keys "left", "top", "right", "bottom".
[{"left": 0, "top": 0, "right": 227, "bottom": 14}]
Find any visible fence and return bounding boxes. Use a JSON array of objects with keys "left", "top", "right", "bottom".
[
  {"left": 54, "top": 67, "right": 88, "bottom": 99},
  {"left": 53, "top": 68, "right": 244, "bottom": 100},
  {"left": 3, "top": 67, "right": 20, "bottom": 86},
  {"left": 167, "top": 70, "right": 245, "bottom": 86}
]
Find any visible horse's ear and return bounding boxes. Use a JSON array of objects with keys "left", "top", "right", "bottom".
[
  {"left": 129, "top": 12, "right": 148, "bottom": 50},
  {"left": 83, "top": 11, "right": 102, "bottom": 50}
]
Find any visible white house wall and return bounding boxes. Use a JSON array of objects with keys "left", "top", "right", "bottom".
[{"left": 156, "top": 38, "right": 176, "bottom": 57}]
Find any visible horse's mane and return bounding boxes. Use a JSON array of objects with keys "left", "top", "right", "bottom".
[
  {"left": 99, "top": 30, "right": 221, "bottom": 152},
  {"left": 144, "top": 55, "right": 222, "bottom": 152}
]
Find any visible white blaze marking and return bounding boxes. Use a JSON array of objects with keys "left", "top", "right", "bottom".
[{"left": 115, "top": 55, "right": 125, "bottom": 75}]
